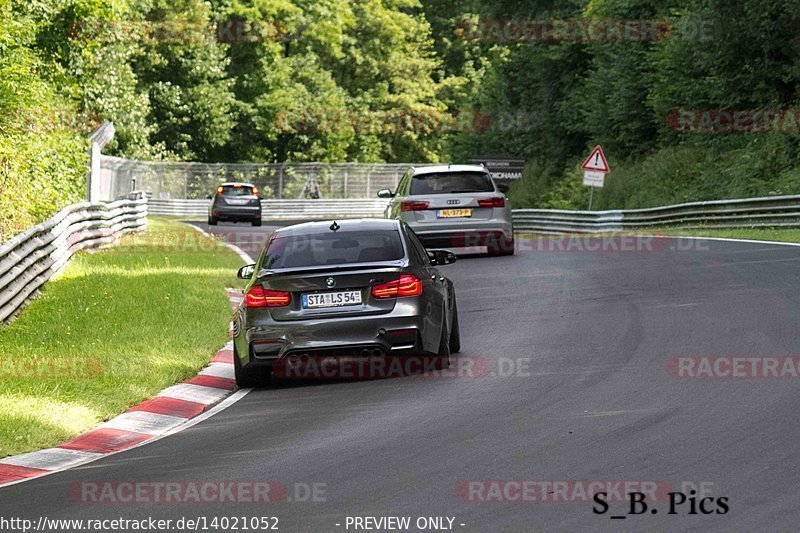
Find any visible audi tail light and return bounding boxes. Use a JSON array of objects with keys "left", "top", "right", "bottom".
[
  {"left": 401, "top": 200, "right": 429, "bottom": 212},
  {"left": 477, "top": 197, "right": 505, "bottom": 208}
]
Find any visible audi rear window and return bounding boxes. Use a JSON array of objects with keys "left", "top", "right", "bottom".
[
  {"left": 219, "top": 185, "right": 254, "bottom": 196},
  {"left": 262, "top": 231, "right": 405, "bottom": 269},
  {"left": 409, "top": 171, "right": 494, "bottom": 195}
]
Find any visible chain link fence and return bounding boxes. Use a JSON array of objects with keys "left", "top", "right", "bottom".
[{"left": 98, "top": 155, "right": 436, "bottom": 201}]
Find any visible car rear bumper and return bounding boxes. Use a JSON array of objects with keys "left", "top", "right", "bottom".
[
  {"left": 407, "top": 219, "right": 513, "bottom": 248},
  {"left": 235, "top": 306, "right": 434, "bottom": 368},
  {"left": 211, "top": 206, "right": 261, "bottom": 220}
]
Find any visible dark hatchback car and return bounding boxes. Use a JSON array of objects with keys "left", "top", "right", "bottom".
[
  {"left": 208, "top": 182, "right": 262, "bottom": 226},
  {"left": 232, "top": 219, "right": 460, "bottom": 387}
]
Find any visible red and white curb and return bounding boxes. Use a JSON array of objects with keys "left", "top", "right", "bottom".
[
  {"left": 0, "top": 223, "right": 260, "bottom": 488},
  {"left": 0, "top": 291, "right": 249, "bottom": 489}
]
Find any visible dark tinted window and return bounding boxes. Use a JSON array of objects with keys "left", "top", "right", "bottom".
[
  {"left": 409, "top": 171, "right": 493, "bottom": 195},
  {"left": 219, "top": 185, "right": 255, "bottom": 196},
  {"left": 262, "top": 230, "right": 405, "bottom": 269}
]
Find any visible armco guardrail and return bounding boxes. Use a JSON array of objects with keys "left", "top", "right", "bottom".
[
  {"left": 150, "top": 194, "right": 800, "bottom": 230},
  {"left": 513, "top": 195, "right": 800, "bottom": 234},
  {"left": 148, "top": 198, "right": 390, "bottom": 219},
  {"left": 0, "top": 196, "right": 148, "bottom": 323}
]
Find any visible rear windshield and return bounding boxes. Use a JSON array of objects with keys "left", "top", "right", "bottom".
[
  {"left": 262, "top": 230, "right": 405, "bottom": 269},
  {"left": 409, "top": 171, "right": 494, "bottom": 195},
  {"left": 219, "top": 185, "right": 255, "bottom": 196}
]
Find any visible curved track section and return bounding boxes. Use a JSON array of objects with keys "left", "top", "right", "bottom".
[{"left": 2, "top": 225, "right": 799, "bottom": 532}]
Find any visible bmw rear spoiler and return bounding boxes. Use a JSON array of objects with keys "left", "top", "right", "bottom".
[{"left": 257, "top": 261, "right": 406, "bottom": 278}]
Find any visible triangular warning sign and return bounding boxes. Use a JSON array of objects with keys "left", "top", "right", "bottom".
[{"left": 581, "top": 146, "right": 610, "bottom": 172}]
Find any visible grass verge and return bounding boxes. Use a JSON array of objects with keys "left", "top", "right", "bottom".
[
  {"left": 0, "top": 217, "right": 242, "bottom": 457},
  {"left": 515, "top": 228, "right": 800, "bottom": 245},
  {"left": 644, "top": 227, "right": 800, "bottom": 244}
]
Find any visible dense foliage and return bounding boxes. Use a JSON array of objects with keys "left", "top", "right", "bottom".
[
  {"left": 443, "top": 0, "right": 800, "bottom": 209},
  {"left": 2, "top": 0, "right": 800, "bottom": 239}
]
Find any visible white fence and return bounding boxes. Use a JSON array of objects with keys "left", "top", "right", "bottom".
[
  {"left": 148, "top": 198, "right": 390, "bottom": 220},
  {"left": 513, "top": 195, "right": 800, "bottom": 234},
  {"left": 0, "top": 197, "right": 148, "bottom": 323},
  {"left": 96, "top": 156, "right": 431, "bottom": 202}
]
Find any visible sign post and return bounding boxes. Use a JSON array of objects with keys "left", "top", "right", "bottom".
[
  {"left": 581, "top": 146, "right": 609, "bottom": 210},
  {"left": 469, "top": 156, "right": 526, "bottom": 181}
]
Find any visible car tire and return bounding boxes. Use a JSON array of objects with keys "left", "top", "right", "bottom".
[
  {"left": 252, "top": 218, "right": 262, "bottom": 227},
  {"left": 437, "top": 318, "right": 451, "bottom": 369},
  {"left": 449, "top": 300, "right": 461, "bottom": 354},
  {"left": 233, "top": 344, "right": 271, "bottom": 388},
  {"left": 208, "top": 216, "right": 218, "bottom": 226},
  {"left": 488, "top": 234, "right": 514, "bottom": 256}
]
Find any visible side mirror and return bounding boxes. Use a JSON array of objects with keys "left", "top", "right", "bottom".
[
  {"left": 377, "top": 189, "right": 395, "bottom": 199},
  {"left": 428, "top": 249, "right": 457, "bottom": 266},
  {"left": 496, "top": 183, "right": 509, "bottom": 194},
  {"left": 206, "top": 194, "right": 213, "bottom": 200},
  {"left": 237, "top": 264, "right": 256, "bottom": 279}
]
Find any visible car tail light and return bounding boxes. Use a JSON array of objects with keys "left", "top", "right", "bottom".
[
  {"left": 401, "top": 200, "right": 429, "bottom": 211},
  {"left": 252, "top": 186, "right": 259, "bottom": 195},
  {"left": 216, "top": 186, "right": 224, "bottom": 194},
  {"left": 478, "top": 197, "right": 505, "bottom": 208},
  {"left": 246, "top": 286, "right": 291, "bottom": 307},
  {"left": 371, "top": 274, "right": 422, "bottom": 299}
]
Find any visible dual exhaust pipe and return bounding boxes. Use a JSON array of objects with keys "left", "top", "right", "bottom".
[{"left": 360, "top": 348, "right": 384, "bottom": 357}]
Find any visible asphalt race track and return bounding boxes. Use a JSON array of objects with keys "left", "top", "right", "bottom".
[{"left": 2, "top": 222, "right": 800, "bottom": 532}]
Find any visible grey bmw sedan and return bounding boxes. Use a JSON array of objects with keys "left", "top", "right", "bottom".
[{"left": 232, "top": 219, "right": 460, "bottom": 387}]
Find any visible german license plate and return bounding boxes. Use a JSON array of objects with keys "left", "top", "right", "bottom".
[
  {"left": 437, "top": 208, "right": 472, "bottom": 218},
  {"left": 226, "top": 198, "right": 249, "bottom": 205},
  {"left": 302, "top": 291, "right": 362, "bottom": 309}
]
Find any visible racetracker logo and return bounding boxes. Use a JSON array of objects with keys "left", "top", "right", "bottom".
[
  {"left": 0, "top": 108, "right": 101, "bottom": 135},
  {"left": 453, "top": 235, "right": 710, "bottom": 254},
  {"left": 69, "top": 481, "right": 327, "bottom": 504},
  {"left": 70, "top": 19, "right": 287, "bottom": 45},
  {"left": 0, "top": 355, "right": 102, "bottom": 379},
  {"left": 668, "top": 357, "right": 800, "bottom": 379},
  {"left": 116, "top": 231, "right": 271, "bottom": 254},
  {"left": 456, "top": 480, "right": 673, "bottom": 503},
  {"left": 273, "top": 109, "right": 535, "bottom": 136},
  {"left": 457, "top": 18, "right": 675, "bottom": 43},
  {"left": 667, "top": 109, "right": 800, "bottom": 134},
  {"left": 272, "top": 355, "right": 531, "bottom": 380}
]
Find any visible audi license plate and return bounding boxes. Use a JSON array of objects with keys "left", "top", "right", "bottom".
[
  {"left": 302, "top": 291, "right": 362, "bottom": 309},
  {"left": 437, "top": 208, "right": 472, "bottom": 218}
]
